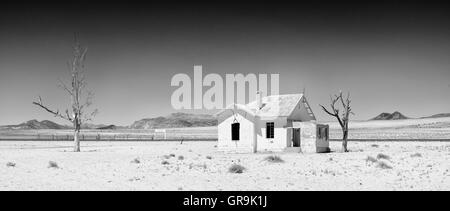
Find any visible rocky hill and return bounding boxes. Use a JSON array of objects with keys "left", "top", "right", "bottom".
[
  {"left": 97, "top": 125, "right": 118, "bottom": 130},
  {"left": 371, "top": 111, "right": 409, "bottom": 120},
  {"left": 422, "top": 113, "right": 450, "bottom": 119},
  {"left": 0, "top": 120, "right": 120, "bottom": 130},
  {"left": 130, "top": 112, "right": 217, "bottom": 129},
  {"left": 0, "top": 120, "right": 70, "bottom": 130}
]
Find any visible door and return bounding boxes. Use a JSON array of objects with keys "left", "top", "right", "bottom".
[{"left": 293, "top": 128, "right": 301, "bottom": 147}]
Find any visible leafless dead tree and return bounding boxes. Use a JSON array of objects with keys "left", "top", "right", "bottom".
[
  {"left": 33, "top": 37, "right": 97, "bottom": 152},
  {"left": 319, "top": 91, "right": 353, "bottom": 152}
]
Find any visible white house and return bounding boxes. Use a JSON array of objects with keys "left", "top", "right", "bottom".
[{"left": 216, "top": 93, "right": 330, "bottom": 153}]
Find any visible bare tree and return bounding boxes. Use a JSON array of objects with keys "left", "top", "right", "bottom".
[
  {"left": 33, "top": 37, "right": 97, "bottom": 152},
  {"left": 319, "top": 91, "right": 353, "bottom": 152}
]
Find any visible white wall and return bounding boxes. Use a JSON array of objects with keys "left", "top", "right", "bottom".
[
  {"left": 296, "top": 122, "right": 317, "bottom": 153},
  {"left": 217, "top": 113, "right": 255, "bottom": 153},
  {"left": 294, "top": 122, "right": 330, "bottom": 153},
  {"left": 218, "top": 114, "right": 292, "bottom": 153},
  {"left": 256, "top": 117, "right": 289, "bottom": 152}
]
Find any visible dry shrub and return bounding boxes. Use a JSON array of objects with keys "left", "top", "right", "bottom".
[
  {"left": 131, "top": 158, "right": 141, "bottom": 164},
  {"left": 410, "top": 153, "right": 422, "bottom": 158},
  {"left": 264, "top": 155, "right": 284, "bottom": 163},
  {"left": 377, "top": 160, "right": 393, "bottom": 169},
  {"left": 198, "top": 164, "right": 207, "bottom": 169},
  {"left": 228, "top": 164, "right": 246, "bottom": 174},
  {"left": 161, "top": 160, "right": 170, "bottom": 165},
  {"left": 178, "top": 155, "right": 184, "bottom": 160},
  {"left": 371, "top": 144, "right": 379, "bottom": 148},
  {"left": 6, "top": 162, "right": 16, "bottom": 167},
  {"left": 48, "top": 161, "right": 59, "bottom": 168},
  {"left": 376, "top": 153, "right": 390, "bottom": 160},
  {"left": 366, "top": 156, "right": 378, "bottom": 163},
  {"left": 206, "top": 156, "right": 212, "bottom": 160}
]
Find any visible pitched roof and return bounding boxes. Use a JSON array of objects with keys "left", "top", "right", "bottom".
[
  {"left": 216, "top": 94, "right": 304, "bottom": 118},
  {"left": 247, "top": 94, "right": 304, "bottom": 117}
]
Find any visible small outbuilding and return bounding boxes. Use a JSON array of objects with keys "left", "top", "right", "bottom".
[{"left": 216, "top": 93, "right": 330, "bottom": 153}]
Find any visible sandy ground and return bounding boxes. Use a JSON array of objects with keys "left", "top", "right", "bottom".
[{"left": 0, "top": 140, "right": 449, "bottom": 191}]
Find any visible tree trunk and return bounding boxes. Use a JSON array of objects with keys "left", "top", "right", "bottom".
[
  {"left": 74, "top": 121, "right": 80, "bottom": 152},
  {"left": 342, "top": 127, "right": 348, "bottom": 152}
]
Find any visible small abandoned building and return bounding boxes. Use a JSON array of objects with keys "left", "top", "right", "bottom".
[{"left": 216, "top": 93, "right": 330, "bottom": 153}]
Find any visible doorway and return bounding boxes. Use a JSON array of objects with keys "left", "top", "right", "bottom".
[{"left": 292, "top": 128, "right": 301, "bottom": 147}]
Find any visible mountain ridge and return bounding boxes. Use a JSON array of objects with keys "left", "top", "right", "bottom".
[
  {"left": 0, "top": 120, "right": 119, "bottom": 130},
  {"left": 130, "top": 112, "right": 217, "bottom": 129},
  {"left": 370, "top": 111, "right": 409, "bottom": 120},
  {"left": 421, "top": 113, "right": 450, "bottom": 119}
]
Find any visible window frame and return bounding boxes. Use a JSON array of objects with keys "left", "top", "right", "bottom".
[
  {"left": 266, "top": 122, "right": 275, "bottom": 139},
  {"left": 231, "top": 122, "right": 240, "bottom": 141}
]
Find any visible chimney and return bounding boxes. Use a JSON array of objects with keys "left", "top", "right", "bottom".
[{"left": 256, "top": 91, "right": 262, "bottom": 109}]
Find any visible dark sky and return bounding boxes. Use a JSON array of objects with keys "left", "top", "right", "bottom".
[{"left": 1, "top": 1, "right": 449, "bottom": 125}]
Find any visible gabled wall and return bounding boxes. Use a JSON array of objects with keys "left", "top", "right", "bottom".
[
  {"left": 288, "top": 97, "right": 316, "bottom": 122},
  {"left": 217, "top": 113, "right": 255, "bottom": 153}
]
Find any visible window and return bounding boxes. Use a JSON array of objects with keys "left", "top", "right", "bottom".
[
  {"left": 231, "top": 123, "right": 240, "bottom": 141},
  {"left": 266, "top": 122, "right": 274, "bottom": 139},
  {"left": 318, "top": 127, "right": 329, "bottom": 140}
]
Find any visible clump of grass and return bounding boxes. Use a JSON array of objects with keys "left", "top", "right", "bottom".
[
  {"left": 376, "top": 153, "right": 390, "bottom": 160},
  {"left": 161, "top": 160, "right": 170, "bottom": 165},
  {"left": 377, "top": 160, "right": 393, "bottom": 169},
  {"left": 371, "top": 144, "right": 379, "bottom": 148},
  {"left": 169, "top": 154, "right": 176, "bottom": 157},
  {"left": 206, "top": 156, "right": 212, "bottom": 160},
  {"left": 198, "top": 163, "right": 207, "bottom": 169},
  {"left": 178, "top": 155, "right": 184, "bottom": 160},
  {"left": 264, "top": 155, "right": 284, "bottom": 163},
  {"left": 48, "top": 161, "right": 59, "bottom": 169},
  {"left": 131, "top": 158, "right": 141, "bottom": 164},
  {"left": 162, "top": 155, "right": 171, "bottom": 159},
  {"left": 365, "top": 156, "right": 378, "bottom": 163},
  {"left": 228, "top": 164, "right": 246, "bottom": 174},
  {"left": 411, "top": 153, "right": 422, "bottom": 158},
  {"left": 6, "top": 162, "right": 16, "bottom": 167}
]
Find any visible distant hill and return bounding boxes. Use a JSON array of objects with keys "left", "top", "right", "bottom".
[
  {"left": 422, "top": 113, "right": 450, "bottom": 119},
  {"left": 371, "top": 111, "right": 409, "bottom": 120},
  {"left": 130, "top": 112, "right": 217, "bottom": 129},
  {"left": 0, "top": 120, "right": 123, "bottom": 130},
  {"left": 97, "top": 125, "right": 118, "bottom": 130},
  {"left": 0, "top": 119, "right": 70, "bottom": 130}
]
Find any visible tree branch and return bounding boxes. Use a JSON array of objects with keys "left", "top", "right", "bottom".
[
  {"left": 319, "top": 104, "right": 337, "bottom": 117},
  {"left": 32, "top": 97, "right": 73, "bottom": 122}
]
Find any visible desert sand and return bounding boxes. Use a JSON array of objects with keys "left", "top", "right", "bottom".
[{"left": 0, "top": 140, "right": 448, "bottom": 191}]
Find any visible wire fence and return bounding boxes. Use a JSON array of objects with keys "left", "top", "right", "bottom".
[{"left": 0, "top": 130, "right": 218, "bottom": 141}]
